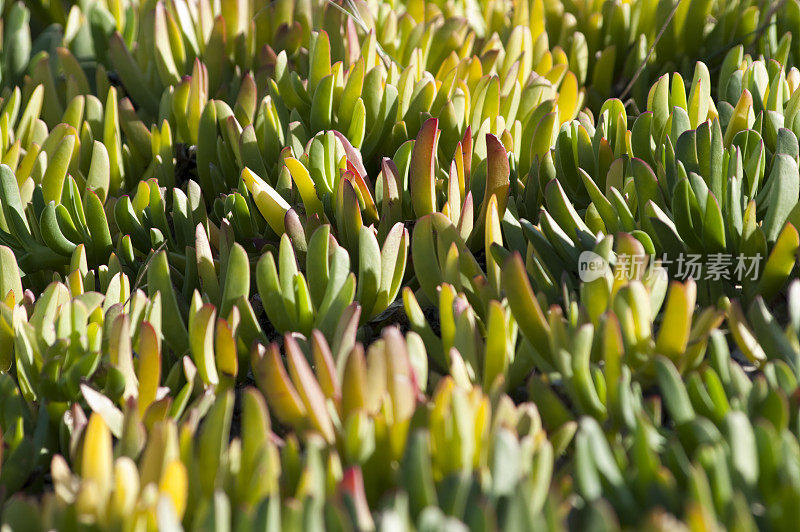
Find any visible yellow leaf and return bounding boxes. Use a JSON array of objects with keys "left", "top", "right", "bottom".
[
  {"left": 654, "top": 280, "right": 697, "bottom": 361},
  {"left": 137, "top": 322, "right": 161, "bottom": 419},
  {"left": 557, "top": 71, "right": 579, "bottom": 124},
  {"left": 284, "top": 157, "right": 325, "bottom": 219},
  {"left": 159, "top": 459, "right": 188, "bottom": 520},
  {"left": 189, "top": 304, "right": 219, "bottom": 385},
  {"left": 723, "top": 89, "right": 754, "bottom": 145},
  {"left": 241, "top": 167, "right": 290, "bottom": 235},
  {"left": 215, "top": 317, "right": 238, "bottom": 377},
  {"left": 254, "top": 343, "right": 306, "bottom": 426},
  {"left": 111, "top": 457, "right": 140, "bottom": 519},
  {"left": 285, "top": 335, "right": 336, "bottom": 443},
  {"left": 82, "top": 413, "right": 113, "bottom": 506},
  {"left": 75, "top": 480, "right": 102, "bottom": 521}
]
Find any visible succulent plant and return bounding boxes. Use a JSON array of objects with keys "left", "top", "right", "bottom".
[{"left": 7, "top": 0, "right": 800, "bottom": 530}]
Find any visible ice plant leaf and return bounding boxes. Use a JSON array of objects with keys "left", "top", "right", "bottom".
[
  {"left": 81, "top": 384, "right": 124, "bottom": 438},
  {"left": 756, "top": 222, "right": 799, "bottom": 300},
  {"left": 137, "top": 322, "right": 161, "bottom": 419},
  {"left": 763, "top": 154, "right": 800, "bottom": 244},
  {"left": 159, "top": 460, "right": 188, "bottom": 521},
  {"left": 254, "top": 343, "right": 306, "bottom": 427},
  {"left": 655, "top": 280, "right": 697, "bottom": 362},
  {"left": 285, "top": 156, "right": 325, "bottom": 219},
  {"left": 410, "top": 118, "right": 440, "bottom": 217},
  {"left": 82, "top": 413, "right": 114, "bottom": 503},
  {"left": 285, "top": 334, "right": 335, "bottom": 443},
  {"left": 189, "top": 304, "right": 219, "bottom": 386},
  {"left": 242, "top": 168, "right": 291, "bottom": 235},
  {"left": 220, "top": 242, "right": 250, "bottom": 319}
]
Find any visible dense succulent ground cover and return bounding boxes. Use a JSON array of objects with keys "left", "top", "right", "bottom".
[{"left": 4, "top": 0, "right": 800, "bottom": 529}]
